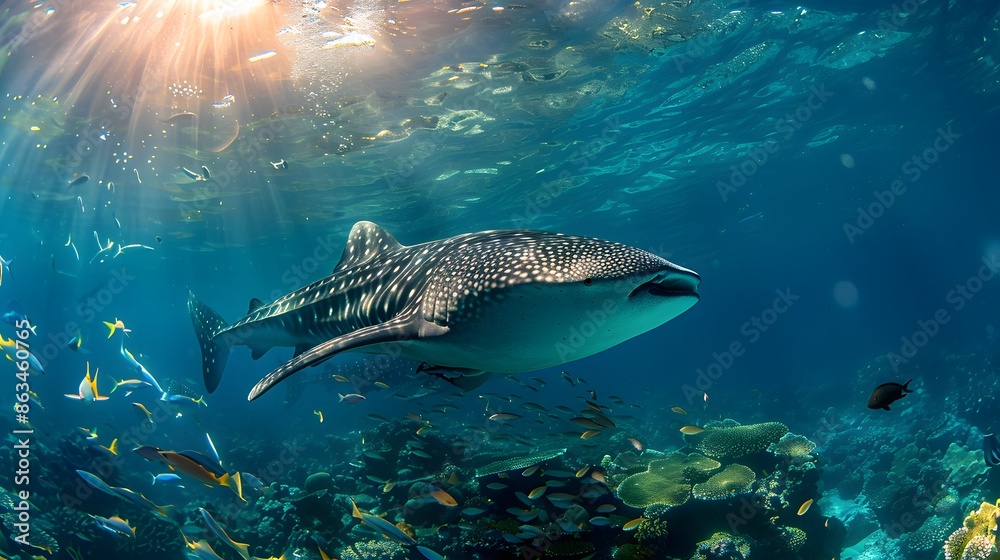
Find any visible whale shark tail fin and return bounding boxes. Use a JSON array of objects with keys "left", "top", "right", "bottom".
[{"left": 188, "top": 291, "right": 232, "bottom": 393}]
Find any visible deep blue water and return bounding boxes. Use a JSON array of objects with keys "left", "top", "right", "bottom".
[{"left": 0, "top": 0, "right": 999, "bottom": 559}]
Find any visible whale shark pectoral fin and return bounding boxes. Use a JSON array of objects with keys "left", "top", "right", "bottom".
[{"left": 248, "top": 314, "right": 445, "bottom": 401}]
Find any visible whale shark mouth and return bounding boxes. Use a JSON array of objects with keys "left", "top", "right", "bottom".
[{"left": 630, "top": 270, "right": 701, "bottom": 299}]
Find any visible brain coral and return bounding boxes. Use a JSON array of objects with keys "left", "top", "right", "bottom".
[
  {"left": 692, "top": 464, "right": 756, "bottom": 500},
  {"left": 617, "top": 453, "right": 721, "bottom": 508},
  {"left": 693, "top": 422, "right": 789, "bottom": 460}
]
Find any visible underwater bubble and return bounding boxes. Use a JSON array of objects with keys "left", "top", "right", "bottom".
[{"left": 833, "top": 280, "right": 858, "bottom": 308}]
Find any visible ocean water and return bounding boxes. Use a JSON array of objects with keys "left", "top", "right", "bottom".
[{"left": 0, "top": 0, "right": 998, "bottom": 559}]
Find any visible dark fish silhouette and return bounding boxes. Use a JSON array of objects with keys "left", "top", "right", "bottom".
[
  {"left": 867, "top": 379, "right": 913, "bottom": 410},
  {"left": 985, "top": 433, "right": 1000, "bottom": 467}
]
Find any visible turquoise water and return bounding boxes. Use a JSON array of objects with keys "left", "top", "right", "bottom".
[{"left": 0, "top": 0, "right": 999, "bottom": 558}]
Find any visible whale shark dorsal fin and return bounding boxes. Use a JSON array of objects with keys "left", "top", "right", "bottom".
[
  {"left": 334, "top": 222, "right": 402, "bottom": 272},
  {"left": 247, "top": 298, "right": 265, "bottom": 314}
]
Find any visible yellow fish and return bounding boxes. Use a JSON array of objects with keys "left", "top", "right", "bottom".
[
  {"left": 797, "top": 498, "right": 814, "bottom": 515},
  {"left": 103, "top": 318, "right": 132, "bottom": 338},
  {"left": 622, "top": 517, "right": 645, "bottom": 531},
  {"left": 671, "top": 406, "right": 688, "bottom": 415},
  {"left": 680, "top": 425, "right": 705, "bottom": 435},
  {"left": 314, "top": 410, "right": 324, "bottom": 423}
]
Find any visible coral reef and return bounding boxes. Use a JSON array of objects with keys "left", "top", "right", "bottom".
[
  {"left": 766, "top": 433, "right": 816, "bottom": 459},
  {"left": 692, "top": 422, "right": 789, "bottom": 460},
  {"left": 617, "top": 453, "right": 720, "bottom": 508},
  {"left": 691, "top": 532, "right": 751, "bottom": 560},
  {"left": 943, "top": 500, "right": 1000, "bottom": 560},
  {"left": 691, "top": 464, "right": 755, "bottom": 500}
]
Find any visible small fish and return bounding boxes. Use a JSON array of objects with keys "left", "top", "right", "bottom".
[
  {"left": 155, "top": 236, "right": 162, "bottom": 243},
  {"left": 180, "top": 167, "right": 203, "bottom": 181},
  {"left": 332, "top": 374, "right": 350, "bottom": 383},
  {"left": 581, "top": 430, "right": 600, "bottom": 439},
  {"left": 596, "top": 504, "right": 616, "bottom": 513},
  {"left": 132, "top": 402, "right": 153, "bottom": 424},
  {"left": 65, "top": 362, "right": 109, "bottom": 405},
  {"left": 486, "top": 483, "right": 508, "bottom": 490},
  {"left": 461, "top": 507, "right": 486, "bottom": 516},
  {"left": 314, "top": 410, "right": 324, "bottom": 423},
  {"left": 68, "top": 330, "right": 88, "bottom": 353},
  {"left": 429, "top": 487, "right": 458, "bottom": 507},
  {"left": 522, "top": 465, "right": 540, "bottom": 477},
  {"left": 797, "top": 498, "right": 814, "bottom": 515},
  {"left": 103, "top": 318, "right": 132, "bottom": 338},
  {"left": 985, "top": 433, "right": 1000, "bottom": 467},
  {"left": 270, "top": 159, "right": 288, "bottom": 169},
  {"left": 824, "top": 517, "right": 829, "bottom": 527},
  {"left": 0, "top": 255, "right": 10, "bottom": 286},
  {"left": 671, "top": 406, "right": 688, "bottom": 415},
  {"left": 680, "top": 425, "right": 705, "bottom": 435},
  {"left": 113, "top": 379, "right": 150, "bottom": 394},
  {"left": 200, "top": 166, "right": 211, "bottom": 180},
  {"left": 199, "top": 508, "right": 251, "bottom": 560},
  {"left": 575, "top": 466, "right": 589, "bottom": 478},
  {"left": 99, "top": 438, "right": 119, "bottom": 456},
  {"left": 339, "top": 393, "right": 365, "bottom": 403},
  {"left": 622, "top": 517, "right": 645, "bottom": 531},
  {"left": 589, "top": 516, "right": 611, "bottom": 526},
  {"left": 867, "top": 379, "right": 913, "bottom": 411},
  {"left": 69, "top": 175, "right": 90, "bottom": 188},
  {"left": 92, "top": 515, "right": 135, "bottom": 538},
  {"left": 489, "top": 412, "right": 522, "bottom": 421},
  {"left": 151, "top": 473, "right": 182, "bottom": 485},
  {"left": 628, "top": 438, "right": 643, "bottom": 451},
  {"left": 528, "top": 486, "right": 546, "bottom": 499},
  {"left": 375, "top": 381, "right": 390, "bottom": 388}
]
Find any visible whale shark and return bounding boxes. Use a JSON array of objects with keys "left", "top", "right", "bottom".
[{"left": 188, "top": 221, "right": 700, "bottom": 401}]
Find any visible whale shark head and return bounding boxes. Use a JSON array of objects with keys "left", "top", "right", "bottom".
[{"left": 415, "top": 231, "right": 701, "bottom": 371}]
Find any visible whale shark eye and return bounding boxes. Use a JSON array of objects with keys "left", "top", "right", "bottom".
[{"left": 583, "top": 277, "right": 593, "bottom": 286}]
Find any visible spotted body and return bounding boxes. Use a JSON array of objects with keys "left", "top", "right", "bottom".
[{"left": 189, "top": 221, "right": 700, "bottom": 401}]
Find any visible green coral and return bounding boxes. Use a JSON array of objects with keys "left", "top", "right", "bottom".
[
  {"left": 943, "top": 500, "right": 1000, "bottom": 560},
  {"left": 766, "top": 433, "right": 816, "bottom": 458},
  {"left": 692, "top": 532, "right": 751, "bottom": 560},
  {"left": 614, "top": 543, "right": 654, "bottom": 560},
  {"left": 635, "top": 517, "right": 669, "bottom": 544},
  {"left": 776, "top": 526, "right": 807, "bottom": 552},
  {"left": 474, "top": 448, "right": 567, "bottom": 477},
  {"left": 693, "top": 422, "right": 789, "bottom": 460},
  {"left": 692, "top": 464, "right": 756, "bottom": 500},
  {"left": 617, "top": 453, "right": 721, "bottom": 508},
  {"left": 901, "top": 515, "right": 956, "bottom": 555},
  {"left": 942, "top": 442, "right": 989, "bottom": 490}
]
